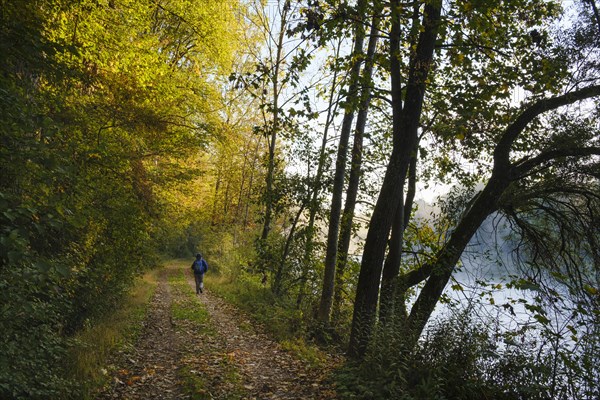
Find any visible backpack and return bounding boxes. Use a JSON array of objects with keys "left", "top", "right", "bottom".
[{"left": 193, "top": 259, "right": 207, "bottom": 274}]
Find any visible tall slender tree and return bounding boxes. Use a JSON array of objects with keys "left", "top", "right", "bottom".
[
  {"left": 332, "top": 10, "right": 382, "bottom": 324},
  {"left": 317, "top": 0, "right": 369, "bottom": 324},
  {"left": 260, "top": 1, "right": 292, "bottom": 241},
  {"left": 349, "top": 0, "right": 443, "bottom": 357},
  {"left": 297, "top": 38, "right": 344, "bottom": 308}
]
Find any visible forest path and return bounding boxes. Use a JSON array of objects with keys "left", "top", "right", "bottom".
[{"left": 98, "top": 263, "right": 339, "bottom": 399}]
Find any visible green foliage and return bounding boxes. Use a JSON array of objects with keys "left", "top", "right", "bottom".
[
  {"left": 0, "top": 264, "right": 75, "bottom": 399},
  {"left": 254, "top": 234, "right": 287, "bottom": 284},
  {"left": 1, "top": 0, "right": 243, "bottom": 396},
  {"left": 0, "top": 193, "right": 74, "bottom": 398}
]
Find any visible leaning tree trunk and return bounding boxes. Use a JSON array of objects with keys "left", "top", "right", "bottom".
[
  {"left": 403, "top": 175, "right": 509, "bottom": 346},
  {"left": 402, "top": 84, "right": 600, "bottom": 348}
]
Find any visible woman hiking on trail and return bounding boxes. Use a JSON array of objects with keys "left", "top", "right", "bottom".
[{"left": 191, "top": 253, "right": 208, "bottom": 294}]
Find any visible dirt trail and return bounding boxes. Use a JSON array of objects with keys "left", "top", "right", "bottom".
[
  {"left": 97, "top": 265, "right": 339, "bottom": 399},
  {"left": 98, "top": 270, "right": 183, "bottom": 399},
  {"left": 185, "top": 272, "right": 339, "bottom": 400}
]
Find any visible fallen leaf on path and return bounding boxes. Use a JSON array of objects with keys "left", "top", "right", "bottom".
[{"left": 127, "top": 376, "right": 141, "bottom": 385}]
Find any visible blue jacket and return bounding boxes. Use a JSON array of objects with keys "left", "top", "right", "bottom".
[{"left": 192, "top": 258, "right": 208, "bottom": 274}]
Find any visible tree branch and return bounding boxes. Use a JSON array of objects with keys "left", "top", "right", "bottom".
[
  {"left": 493, "top": 85, "right": 600, "bottom": 171},
  {"left": 399, "top": 262, "right": 434, "bottom": 288},
  {"left": 513, "top": 146, "right": 600, "bottom": 178}
]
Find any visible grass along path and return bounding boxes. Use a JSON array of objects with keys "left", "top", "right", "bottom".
[{"left": 69, "top": 271, "right": 158, "bottom": 399}]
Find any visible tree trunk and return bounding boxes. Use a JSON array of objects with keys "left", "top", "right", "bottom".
[
  {"left": 273, "top": 203, "right": 306, "bottom": 295},
  {"left": 379, "top": 150, "right": 417, "bottom": 325},
  {"left": 404, "top": 175, "right": 509, "bottom": 345},
  {"left": 261, "top": 2, "right": 289, "bottom": 241},
  {"left": 317, "top": 0, "right": 367, "bottom": 324},
  {"left": 244, "top": 136, "right": 262, "bottom": 229},
  {"left": 235, "top": 139, "right": 251, "bottom": 225},
  {"left": 348, "top": 0, "right": 442, "bottom": 359},
  {"left": 296, "top": 40, "right": 343, "bottom": 309},
  {"left": 378, "top": 189, "right": 404, "bottom": 326},
  {"left": 332, "top": 13, "right": 381, "bottom": 324},
  {"left": 211, "top": 164, "right": 222, "bottom": 226},
  {"left": 223, "top": 168, "right": 231, "bottom": 217}
]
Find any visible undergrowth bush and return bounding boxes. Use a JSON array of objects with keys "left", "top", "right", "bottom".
[
  {"left": 0, "top": 189, "right": 159, "bottom": 399},
  {"left": 208, "top": 271, "right": 305, "bottom": 340},
  {"left": 336, "top": 310, "right": 598, "bottom": 399},
  {"left": 0, "top": 264, "right": 76, "bottom": 399}
]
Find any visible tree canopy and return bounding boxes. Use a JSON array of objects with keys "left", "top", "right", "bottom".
[{"left": 1, "top": 0, "right": 243, "bottom": 397}]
